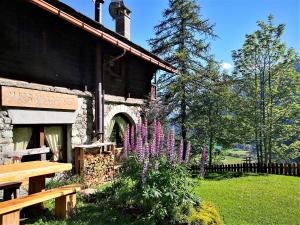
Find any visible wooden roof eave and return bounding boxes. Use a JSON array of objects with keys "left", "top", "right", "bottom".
[{"left": 27, "top": 0, "right": 177, "bottom": 74}]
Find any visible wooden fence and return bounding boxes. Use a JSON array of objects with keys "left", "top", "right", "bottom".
[{"left": 191, "top": 163, "right": 300, "bottom": 176}]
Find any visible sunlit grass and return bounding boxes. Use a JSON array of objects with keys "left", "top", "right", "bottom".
[
  {"left": 193, "top": 174, "right": 300, "bottom": 225},
  {"left": 23, "top": 175, "right": 300, "bottom": 225}
]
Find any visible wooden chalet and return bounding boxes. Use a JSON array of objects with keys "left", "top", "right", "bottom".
[{"left": 0, "top": 0, "right": 175, "bottom": 164}]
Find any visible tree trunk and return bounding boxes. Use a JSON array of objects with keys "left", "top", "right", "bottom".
[
  {"left": 181, "top": 86, "right": 188, "bottom": 159},
  {"left": 209, "top": 132, "right": 213, "bottom": 166}
]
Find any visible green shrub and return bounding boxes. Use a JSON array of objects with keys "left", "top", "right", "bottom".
[
  {"left": 91, "top": 119, "right": 223, "bottom": 225},
  {"left": 95, "top": 155, "right": 197, "bottom": 224},
  {"left": 176, "top": 201, "right": 223, "bottom": 225}
]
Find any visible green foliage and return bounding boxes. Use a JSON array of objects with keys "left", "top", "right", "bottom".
[
  {"left": 95, "top": 155, "right": 199, "bottom": 224},
  {"left": 232, "top": 15, "right": 300, "bottom": 163},
  {"left": 175, "top": 201, "right": 223, "bottom": 225},
  {"left": 187, "top": 61, "right": 241, "bottom": 165}
]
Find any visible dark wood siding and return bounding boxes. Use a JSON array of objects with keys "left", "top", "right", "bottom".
[{"left": 0, "top": 0, "right": 156, "bottom": 98}]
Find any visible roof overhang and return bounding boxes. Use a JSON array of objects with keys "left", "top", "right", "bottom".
[{"left": 27, "top": 0, "right": 177, "bottom": 74}]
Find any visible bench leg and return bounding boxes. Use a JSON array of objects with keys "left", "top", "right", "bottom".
[
  {"left": 55, "top": 194, "right": 77, "bottom": 219},
  {"left": 0, "top": 210, "right": 20, "bottom": 225},
  {"left": 27, "top": 176, "right": 46, "bottom": 216}
]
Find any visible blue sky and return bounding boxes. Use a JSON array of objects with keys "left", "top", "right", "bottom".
[{"left": 61, "top": 0, "right": 300, "bottom": 69}]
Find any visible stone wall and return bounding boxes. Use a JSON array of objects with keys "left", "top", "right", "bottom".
[
  {"left": 71, "top": 96, "right": 94, "bottom": 147},
  {"left": 0, "top": 108, "right": 13, "bottom": 165}
]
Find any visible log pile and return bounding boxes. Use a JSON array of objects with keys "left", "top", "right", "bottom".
[
  {"left": 74, "top": 143, "right": 116, "bottom": 187},
  {"left": 83, "top": 151, "right": 114, "bottom": 187}
]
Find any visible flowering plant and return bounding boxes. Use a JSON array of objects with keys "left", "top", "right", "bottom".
[
  {"left": 103, "top": 119, "right": 198, "bottom": 224},
  {"left": 123, "top": 120, "right": 191, "bottom": 179}
]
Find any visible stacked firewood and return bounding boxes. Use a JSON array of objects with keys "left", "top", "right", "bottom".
[{"left": 83, "top": 151, "right": 114, "bottom": 187}]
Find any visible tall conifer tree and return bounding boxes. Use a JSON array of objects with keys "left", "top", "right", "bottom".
[{"left": 149, "top": 0, "right": 215, "bottom": 155}]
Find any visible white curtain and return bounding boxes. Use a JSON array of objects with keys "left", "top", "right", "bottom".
[
  {"left": 13, "top": 127, "right": 32, "bottom": 151},
  {"left": 44, "top": 126, "right": 63, "bottom": 161},
  {"left": 107, "top": 118, "right": 116, "bottom": 141}
]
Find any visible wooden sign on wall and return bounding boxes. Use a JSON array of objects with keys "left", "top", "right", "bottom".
[{"left": 1, "top": 86, "right": 78, "bottom": 111}]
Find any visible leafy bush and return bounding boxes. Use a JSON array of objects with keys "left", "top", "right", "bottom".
[
  {"left": 92, "top": 119, "right": 222, "bottom": 225},
  {"left": 176, "top": 201, "right": 223, "bottom": 225}
]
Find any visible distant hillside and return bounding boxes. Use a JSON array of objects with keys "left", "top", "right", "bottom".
[{"left": 296, "top": 62, "right": 300, "bottom": 72}]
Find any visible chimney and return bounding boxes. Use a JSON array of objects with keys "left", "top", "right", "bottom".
[
  {"left": 94, "top": 0, "right": 104, "bottom": 23},
  {"left": 109, "top": 0, "right": 131, "bottom": 40}
]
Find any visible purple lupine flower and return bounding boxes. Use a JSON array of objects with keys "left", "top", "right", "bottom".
[
  {"left": 123, "top": 126, "right": 130, "bottom": 158},
  {"left": 178, "top": 139, "right": 183, "bottom": 163},
  {"left": 185, "top": 142, "right": 191, "bottom": 163},
  {"left": 200, "top": 145, "right": 207, "bottom": 177},
  {"left": 137, "top": 118, "right": 142, "bottom": 137},
  {"left": 167, "top": 133, "right": 171, "bottom": 159},
  {"left": 130, "top": 125, "right": 135, "bottom": 150},
  {"left": 151, "top": 136, "right": 157, "bottom": 158},
  {"left": 169, "top": 127, "right": 175, "bottom": 162},
  {"left": 144, "top": 143, "right": 149, "bottom": 160},
  {"left": 136, "top": 134, "right": 143, "bottom": 161},
  {"left": 155, "top": 121, "right": 161, "bottom": 156},
  {"left": 157, "top": 121, "right": 165, "bottom": 156},
  {"left": 142, "top": 118, "right": 148, "bottom": 144}
]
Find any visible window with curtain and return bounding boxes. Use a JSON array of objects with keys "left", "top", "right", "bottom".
[
  {"left": 13, "top": 127, "right": 33, "bottom": 151},
  {"left": 44, "top": 126, "right": 63, "bottom": 161}
]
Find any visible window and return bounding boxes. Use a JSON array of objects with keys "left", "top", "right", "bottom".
[{"left": 12, "top": 125, "right": 67, "bottom": 162}]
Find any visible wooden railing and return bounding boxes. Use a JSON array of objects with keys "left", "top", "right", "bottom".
[{"left": 191, "top": 163, "right": 300, "bottom": 176}]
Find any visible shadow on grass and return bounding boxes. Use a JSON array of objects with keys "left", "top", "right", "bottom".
[
  {"left": 202, "top": 172, "right": 268, "bottom": 181},
  {"left": 22, "top": 202, "right": 137, "bottom": 225}
]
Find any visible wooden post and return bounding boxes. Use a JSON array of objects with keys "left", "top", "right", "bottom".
[
  {"left": 0, "top": 210, "right": 20, "bottom": 225},
  {"left": 275, "top": 163, "right": 279, "bottom": 174},
  {"left": 279, "top": 163, "right": 283, "bottom": 175},
  {"left": 270, "top": 163, "right": 273, "bottom": 174},
  {"left": 39, "top": 127, "right": 46, "bottom": 161},
  {"left": 55, "top": 194, "right": 77, "bottom": 219},
  {"left": 28, "top": 175, "right": 46, "bottom": 215},
  {"left": 288, "top": 164, "right": 292, "bottom": 176},
  {"left": 284, "top": 164, "right": 288, "bottom": 175}
]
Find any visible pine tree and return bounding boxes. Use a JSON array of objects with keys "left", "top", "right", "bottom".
[
  {"left": 149, "top": 0, "right": 215, "bottom": 156},
  {"left": 188, "top": 61, "right": 241, "bottom": 165}
]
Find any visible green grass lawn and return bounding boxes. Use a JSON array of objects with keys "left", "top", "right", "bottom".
[
  {"left": 193, "top": 174, "right": 300, "bottom": 225},
  {"left": 23, "top": 174, "right": 300, "bottom": 225},
  {"left": 221, "top": 155, "right": 244, "bottom": 164},
  {"left": 220, "top": 149, "right": 252, "bottom": 164}
]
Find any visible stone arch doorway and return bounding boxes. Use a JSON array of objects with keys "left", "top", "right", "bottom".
[
  {"left": 104, "top": 104, "right": 140, "bottom": 143},
  {"left": 107, "top": 113, "right": 133, "bottom": 147}
]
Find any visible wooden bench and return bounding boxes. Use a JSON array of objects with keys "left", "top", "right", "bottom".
[
  {"left": 0, "top": 184, "right": 81, "bottom": 225},
  {"left": 0, "top": 182, "right": 22, "bottom": 201}
]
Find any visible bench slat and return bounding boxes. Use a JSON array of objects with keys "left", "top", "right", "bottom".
[{"left": 0, "top": 184, "right": 81, "bottom": 215}]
